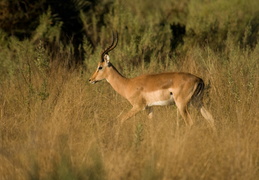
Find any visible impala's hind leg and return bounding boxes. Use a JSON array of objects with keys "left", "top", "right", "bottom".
[
  {"left": 176, "top": 109, "right": 180, "bottom": 130},
  {"left": 191, "top": 83, "right": 216, "bottom": 132},
  {"left": 174, "top": 90, "right": 194, "bottom": 128},
  {"left": 176, "top": 102, "right": 194, "bottom": 127},
  {"left": 192, "top": 99, "right": 216, "bottom": 132},
  {"left": 200, "top": 106, "right": 216, "bottom": 132}
]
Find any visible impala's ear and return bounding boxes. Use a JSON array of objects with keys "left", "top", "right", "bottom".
[{"left": 104, "top": 54, "right": 110, "bottom": 64}]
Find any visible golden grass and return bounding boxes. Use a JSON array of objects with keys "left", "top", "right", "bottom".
[{"left": 0, "top": 47, "right": 259, "bottom": 180}]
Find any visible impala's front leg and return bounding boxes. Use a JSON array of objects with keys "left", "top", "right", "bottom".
[{"left": 120, "top": 106, "right": 143, "bottom": 124}]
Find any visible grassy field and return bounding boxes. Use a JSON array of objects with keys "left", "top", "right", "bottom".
[
  {"left": 0, "top": 41, "right": 258, "bottom": 179},
  {"left": 0, "top": 0, "right": 259, "bottom": 179}
]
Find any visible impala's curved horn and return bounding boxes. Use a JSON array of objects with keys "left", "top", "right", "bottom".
[{"left": 101, "top": 31, "right": 118, "bottom": 62}]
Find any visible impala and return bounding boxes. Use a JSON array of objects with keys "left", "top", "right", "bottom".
[{"left": 89, "top": 33, "right": 216, "bottom": 131}]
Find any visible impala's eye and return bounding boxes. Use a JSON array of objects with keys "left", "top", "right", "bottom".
[{"left": 98, "top": 66, "right": 103, "bottom": 70}]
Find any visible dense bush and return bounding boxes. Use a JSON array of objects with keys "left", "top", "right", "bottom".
[{"left": 1, "top": 0, "right": 258, "bottom": 65}]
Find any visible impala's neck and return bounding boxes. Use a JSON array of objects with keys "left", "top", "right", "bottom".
[{"left": 105, "top": 64, "right": 129, "bottom": 98}]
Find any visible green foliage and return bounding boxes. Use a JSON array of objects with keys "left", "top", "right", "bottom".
[
  {"left": 32, "top": 8, "right": 62, "bottom": 45},
  {"left": 186, "top": 0, "right": 259, "bottom": 50},
  {"left": 1, "top": 0, "right": 258, "bottom": 65}
]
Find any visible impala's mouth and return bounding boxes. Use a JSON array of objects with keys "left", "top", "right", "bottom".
[{"left": 89, "top": 79, "right": 97, "bottom": 84}]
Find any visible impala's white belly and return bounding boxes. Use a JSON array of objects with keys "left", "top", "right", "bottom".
[
  {"left": 145, "top": 90, "right": 174, "bottom": 107},
  {"left": 148, "top": 99, "right": 174, "bottom": 106}
]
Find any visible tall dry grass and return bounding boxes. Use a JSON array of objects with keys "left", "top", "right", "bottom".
[{"left": 0, "top": 39, "right": 258, "bottom": 180}]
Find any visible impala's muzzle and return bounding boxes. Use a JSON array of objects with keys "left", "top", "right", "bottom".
[{"left": 89, "top": 78, "right": 97, "bottom": 84}]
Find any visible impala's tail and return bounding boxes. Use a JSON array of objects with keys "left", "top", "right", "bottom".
[{"left": 191, "top": 78, "right": 205, "bottom": 108}]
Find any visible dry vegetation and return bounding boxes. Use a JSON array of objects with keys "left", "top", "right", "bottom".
[
  {"left": 0, "top": 0, "right": 259, "bottom": 179},
  {"left": 0, "top": 41, "right": 258, "bottom": 180}
]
